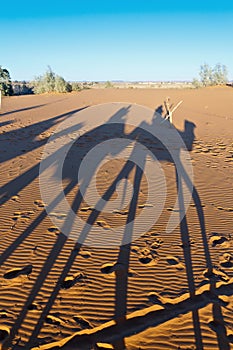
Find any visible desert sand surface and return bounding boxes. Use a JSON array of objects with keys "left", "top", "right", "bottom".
[{"left": 0, "top": 87, "right": 233, "bottom": 350}]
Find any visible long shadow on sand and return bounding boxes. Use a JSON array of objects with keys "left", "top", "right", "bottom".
[
  {"left": 0, "top": 105, "right": 231, "bottom": 349},
  {"left": 0, "top": 104, "right": 46, "bottom": 117},
  {"left": 0, "top": 98, "right": 68, "bottom": 117},
  {"left": 0, "top": 107, "right": 89, "bottom": 269}
]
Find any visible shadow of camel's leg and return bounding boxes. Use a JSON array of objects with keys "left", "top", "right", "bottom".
[
  {"left": 0, "top": 177, "right": 79, "bottom": 267},
  {"left": 177, "top": 158, "right": 230, "bottom": 349},
  {"left": 192, "top": 189, "right": 230, "bottom": 349},
  {"left": 0, "top": 154, "right": 85, "bottom": 347},
  {"left": 24, "top": 160, "right": 136, "bottom": 348},
  {"left": 175, "top": 168, "right": 204, "bottom": 350},
  {"left": 113, "top": 165, "right": 144, "bottom": 350}
]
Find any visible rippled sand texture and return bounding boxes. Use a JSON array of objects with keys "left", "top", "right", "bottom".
[{"left": 0, "top": 87, "right": 233, "bottom": 349}]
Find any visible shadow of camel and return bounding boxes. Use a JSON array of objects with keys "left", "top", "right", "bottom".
[
  {"left": 0, "top": 104, "right": 231, "bottom": 349},
  {"left": 0, "top": 107, "right": 89, "bottom": 271}
]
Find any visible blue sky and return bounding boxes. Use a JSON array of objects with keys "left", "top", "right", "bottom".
[{"left": 1, "top": 0, "right": 233, "bottom": 81}]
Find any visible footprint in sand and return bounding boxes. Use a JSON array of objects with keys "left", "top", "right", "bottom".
[
  {"left": 34, "top": 199, "right": 45, "bottom": 208},
  {"left": 0, "top": 309, "right": 15, "bottom": 320},
  {"left": 149, "top": 231, "right": 160, "bottom": 237},
  {"left": 166, "top": 255, "right": 184, "bottom": 270},
  {"left": 47, "top": 226, "right": 61, "bottom": 235},
  {"left": 0, "top": 326, "right": 10, "bottom": 343},
  {"left": 201, "top": 148, "right": 211, "bottom": 153},
  {"left": 138, "top": 252, "right": 153, "bottom": 265},
  {"left": 147, "top": 292, "right": 163, "bottom": 305},
  {"left": 45, "top": 314, "right": 63, "bottom": 326},
  {"left": 112, "top": 209, "right": 129, "bottom": 215},
  {"left": 3, "top": 265, "right": 33, "bottom": 279},
  {"left": 79, "top": 206, "right": 94, "bottom": 212},
  {"left": 96, "top": 220, "right": 111, "bottom": 230},
  {"left": 100, "top": 262, "right": 121, "bottom": 274},
  {"left": 138, "top": 203, "right": 154, "bottom": 209},
  {"left": 131, "top": 245, "right": 140, "bottom": 254},
  {"left": 79, "top": 250, "right": 92, "bottom": 258},
  {"left": 27, "top": 302, "right": 40, "bottom": 311},
  {"left": 11, "top": 211, "right": 34, "bottom": 225},
  {"left": 0, "top": 311, "right": 8, "bottom": 319},
  {"left": 132, "top": 240, "right": 162, "bottom": 266},
  {"left": 216, "top": 206, "right": 233, "bottom": 212},
  {"left": 100, "top": 262, "right": 136, "bottom": 277},
  {"left": 224, "top": 207, "right": 233, "bottom": 212},
  {"left": 209, "top": 234, "right": 230, "bottom": 248},
  {"left": 11, "top": 195, "right": 20, "bottom": 202},
  {"left": 147, "top": 291, "right": 174, "bottom": 308},
  {"left": 219, "top": 253, "right": 233, "bottom": 268},
  {"left": 60, "top": 272, "right": 85, "bottom": 289},
  {"left": 203, "top": 267, "right": 229, "bottom": 282},
  {"left": 150, "top": 238, "right": 163, "bottom": 250},
  {"left": 138, "top": 247, "right": 159, "bottom": 266},
  {"left": 73, "top": 315, "right": 92, "bottom": 329},
  {"left": 216, "top": 206, "right": 224, "bottom": 211}
]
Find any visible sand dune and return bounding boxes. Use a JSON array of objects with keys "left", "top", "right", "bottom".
[{"left": 0, "top": 87, "right": 233, "bottom": 349}]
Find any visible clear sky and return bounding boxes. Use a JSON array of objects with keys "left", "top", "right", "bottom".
[{"left": 1, "top": 0, "right": 233, "bottom": 81}]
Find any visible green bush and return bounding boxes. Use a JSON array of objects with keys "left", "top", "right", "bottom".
[
  {"left": 54, "top": 76, "right": 71, "bottom": 93},
  {"left": 71, "top": 82, "right": 82, "bottom": 91},
  {"left": 82, "top": 82, "right": 91, "bottom": 90},
  {"left": 0, "top": 66, "right": 13, "bottom": 96},
  {"left": 13, "top": 82, "right": 34, "bottom": 95},
  {"left": 199, "top": 63, "right": 213, "bottom": 86},
  {"left": 193, "top": 63, "right": 228, "bottom": 87},
  {"left": 212, "top": 63, "right": 228, "bottom": 85},
  {"left": 105, "top": 80, "right": 114, "bottom": 88},
  {"left": 33, "top": 66, "right": 72, "bottom": 94},
  {"left": 192, "top": 78, "right": 202, "bottom": 89}
]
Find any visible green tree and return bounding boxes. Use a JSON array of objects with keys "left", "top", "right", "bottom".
[
  {"left": 0, "top": 66, "right": 13, "bottom": 96},
  {"left": 55, "top": 75, "right": 70, "bottom": 93},
  {"left": 33, "top": 66, "right": 55, "bottom": 93},
  {"left": 199, "top": 63, "right": 213, "bottom": 86},
  {"left": 105, "top": 80, "right": 114, "bottom": 88},
  {"left": 193, "top": 63, "right": 229, "bottom": 88},
  {"left": 212, "top": 63, "right": 228, "bottom": 85},
  {"left": 192, "top": 78, "right": 202, "bottom": 89},
  {"left": 33, "top": 66, "right": 72, "bottom": 94},
  {"left": 71, "top": 82, "right": 82, "bottom": 91}
]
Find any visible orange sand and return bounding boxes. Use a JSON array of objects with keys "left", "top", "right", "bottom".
[{"left": 0, "top": 87, "right": 233, "bottom": 349}]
